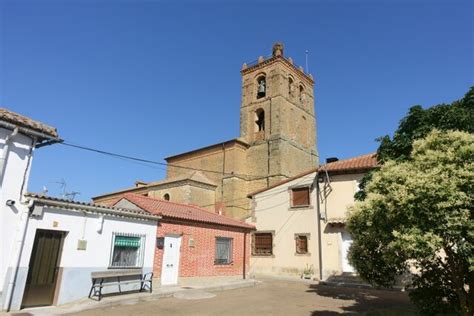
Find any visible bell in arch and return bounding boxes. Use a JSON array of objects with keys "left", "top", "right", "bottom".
[{"left": 257, "top": 78, "right": 266, "bottom": 98}]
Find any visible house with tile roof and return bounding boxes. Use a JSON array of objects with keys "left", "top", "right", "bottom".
[
  {"left": 110, "top": 193, "right": 255, "bottom": 286},
  {"left": 1, "top": 109, "right": 160, "bottom": 312},
  {"left": 0, "top": 108, "right": 63, "bottom": 311},
  {"left": 246, "top": 153, "right": 377, "bottom": 281}
]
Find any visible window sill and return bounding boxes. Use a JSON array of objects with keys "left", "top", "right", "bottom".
[
  {"left": 214, "top": 262, "right": 234, "bottom": 266},
  {"left": 108, "top": 266, "right": 142, "bottom": 269},
  {"left": 251, "top": 254, "right": 275, "bottom": 258},
  {"left": 294, "top": 252, "right": 311, "bottom": 256},
  {"left": 289, "top": 205, "right": 313, "bottom": 210}
]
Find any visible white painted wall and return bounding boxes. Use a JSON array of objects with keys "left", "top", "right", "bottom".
[
  {"left": 250, "top": 173, "right": 319, "bottom": 278},
  {"left": 0, "top": 127, "right": 35, "bottom": 301},
  {"left": 250, "top": 171, "right": 365, "bottom": 280},
  {"left": 9, "top": 206, "right": 157, "bottom": 310}
]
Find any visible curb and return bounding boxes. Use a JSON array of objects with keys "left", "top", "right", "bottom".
[{"left": 18, "top": 279, "right": 260, "bottom": 315}]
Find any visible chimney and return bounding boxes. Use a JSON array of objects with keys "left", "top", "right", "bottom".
[{"left": 326, "top": 157, "right": 339, "bottom": 164}]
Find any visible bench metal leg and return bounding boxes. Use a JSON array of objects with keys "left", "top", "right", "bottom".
[{"left": 89, "top": 278, "right": 104, "bottom": 301}]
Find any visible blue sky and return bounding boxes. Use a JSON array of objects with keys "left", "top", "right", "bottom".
[{"left": 1, "top": 0, "right": 472, "bottom": 200}]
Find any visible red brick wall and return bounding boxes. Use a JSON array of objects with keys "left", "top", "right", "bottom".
[{"left": 154, "top": 219, "right": 251, "bottom": 278}]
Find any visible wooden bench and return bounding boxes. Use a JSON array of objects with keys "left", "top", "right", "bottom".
[{"left": 88, "top": 269, "right": 153, "bottom": 301}]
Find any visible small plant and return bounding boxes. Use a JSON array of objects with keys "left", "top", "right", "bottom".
[{"left": 302, "top": 264, "right": 314, "bottom": 279}]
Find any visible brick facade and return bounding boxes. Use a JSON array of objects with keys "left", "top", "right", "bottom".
[{"left": 154, "top": 219, "right": 251, "bottom": 278}]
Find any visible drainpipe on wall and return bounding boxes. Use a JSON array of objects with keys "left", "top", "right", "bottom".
[
  {"left": 3, "top": 199, "right": 34, "bottom": 311},
  {"left": 243, "top": 231, "right": 247, "bottom": 279},
  {"left": 3, "top": 138, "right": 36, "bottom": 312},
  {"left": 315, "top": 172, "right": 324, "bottom": 281}
]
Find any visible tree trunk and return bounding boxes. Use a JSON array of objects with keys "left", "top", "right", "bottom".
[{"left": 446, "top": 249, "right": 473, "bottom": 316}]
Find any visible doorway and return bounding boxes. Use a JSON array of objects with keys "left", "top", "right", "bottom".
[
  {"left": 341, "top": 231, "right": 355, "bottom": 273},
  {"left": 161, "top": 235, "right": 181, "bottom": 285},
  {"left": 21, "top": 229, "right": 65, "bottom": 308}
]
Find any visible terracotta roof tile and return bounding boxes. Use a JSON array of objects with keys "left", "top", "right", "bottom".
[
  {"left": 118, "top": 193, "right": 255, "bottom": 230},
  {"left": 0, "top": 108, "right": 59, "bottom": 138},
  {"left": 319, "top": 153, "right": 377, "bottom": 172},
  {"left": 25, "top": 193, "right": 160, "bottom": 220},
  {"left": 247, "top": 153, "right": 378, "bottom": 197}
]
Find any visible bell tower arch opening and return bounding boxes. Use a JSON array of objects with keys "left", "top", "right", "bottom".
[
  {"left": 239, "top": 42, "right": 318, "bottom": 190},
  {"left": 255, "top": 109, "right": 265, "bottom": 132},
  {"left": 256, "top": 75, "right": 266, "bottom": 99}
]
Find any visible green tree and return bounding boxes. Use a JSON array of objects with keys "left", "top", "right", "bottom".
[
  {"left": 355, "top": 87, "right": 474, "bottom": 201},
  {"left": 347, "top": 130, "right": 474, "bottom": 315}
]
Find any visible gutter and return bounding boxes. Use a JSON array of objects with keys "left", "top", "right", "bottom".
[
  {"left": 0, "top": 121, "right": 63, "bottom": 148},
  {"left": 27, "top": 196, "right": 162, "bottom": 221}
]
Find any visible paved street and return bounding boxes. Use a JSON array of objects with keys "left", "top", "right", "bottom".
[{"left": 72, "top": 279, "right": 416, "bottom": 316}]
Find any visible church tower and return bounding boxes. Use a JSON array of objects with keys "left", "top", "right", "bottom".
[
  {"left": 240, "top": 43, "right": 318, "bottom": 192},
  {"left": 93, "top": 43, "right": 319, "bottom": 221}
]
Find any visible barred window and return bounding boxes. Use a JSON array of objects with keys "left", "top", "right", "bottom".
[
  {"left": 253, "top": 232, "right": 273, "bottom": 256},
  {"left": 215, "top": 237, "right": 233, "bottom": 265},
  {"left": 110, "top": 234, "right": 144, "bottom": 268}
]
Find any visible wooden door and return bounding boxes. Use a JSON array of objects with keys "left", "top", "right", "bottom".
[{"left": 21, "top": 230, "right": 64, "bottom": 308}]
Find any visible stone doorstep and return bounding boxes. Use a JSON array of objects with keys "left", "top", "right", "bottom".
[{"left": 13, "top": 279, "right": 260, "bottom": 316}]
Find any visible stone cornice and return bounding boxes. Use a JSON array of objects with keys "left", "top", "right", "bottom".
[{"left": 241, "top": 56, "right": 314, "bottom": 86}]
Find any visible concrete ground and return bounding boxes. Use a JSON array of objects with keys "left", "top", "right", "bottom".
[{"left": 70, "top": 279, "right": 416, "bottom": 316}]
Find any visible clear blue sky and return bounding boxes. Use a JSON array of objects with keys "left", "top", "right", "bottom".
[{"left": 1, "top": 0, "right": 472, "bottom": 201}]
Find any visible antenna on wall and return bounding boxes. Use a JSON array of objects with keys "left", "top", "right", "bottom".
[
  {"left": 305, "top": 50, "right": 309, "bottom": 74},
  {"left": 52, "top": 179, "right": 81, "bottom": 200},
  {"left": 65, "top": 191, "right": 81, "bottom": 201}
]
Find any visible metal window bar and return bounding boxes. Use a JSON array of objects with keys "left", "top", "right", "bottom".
[{"left": 109, "top": 232, "right": 146, "bottom": 268}]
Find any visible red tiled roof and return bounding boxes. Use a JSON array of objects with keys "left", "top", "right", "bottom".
[
  {"left": 25, "top": 193, "right": 161, "bottom": 220},
  {"left": 0, "top": 108, "right": 59, "bottom": 138},
  {"left": 247, "top": 153, "right": 378, "bottom": 197},
  {"left": 319, "top": 153, "right": 377, "bottom": 172},
  {"left": 119, "top": 193, "right": 255, "bottom": 230}
]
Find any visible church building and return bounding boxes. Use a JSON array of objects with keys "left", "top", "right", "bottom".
[{"left": 93, "top": 43, "right": 319, "bottom": 220}]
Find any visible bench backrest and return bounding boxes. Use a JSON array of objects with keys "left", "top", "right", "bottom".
[{"left": 91, "top": 269, "right": 143, "bottom": 279}]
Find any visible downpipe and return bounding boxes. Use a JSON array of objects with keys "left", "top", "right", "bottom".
[
  {"left": 2, "top": 135, "right": 35, "bottom": 312},
  {"left": 2, "top": 198, "right": 34, "bottom": 311}
]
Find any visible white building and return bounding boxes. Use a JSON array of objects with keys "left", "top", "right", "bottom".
[
  {"left": 8, "top": 194, "right": 159, "bottom": 311},
  {"left": 0, "top": 108, "right": 62, "bottom": 310},
  {"left": 0, "top": 109, "right": 160, "bottom": 311},
  {"left": 247, "top": 154, "right": 377, "bottom": 281}
]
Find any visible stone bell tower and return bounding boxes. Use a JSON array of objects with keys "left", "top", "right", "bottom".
[{"left": 240, "top": 42, "right": 319, "bottom": 192}]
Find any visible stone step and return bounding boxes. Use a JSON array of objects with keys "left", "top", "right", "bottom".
[{"left": 322, "top": 273, "right": 372, "bottom": 288}]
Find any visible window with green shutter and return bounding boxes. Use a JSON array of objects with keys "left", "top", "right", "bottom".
[
  {"left": 114, "top": 236, "right": 140, "bottom": 248},
  {"left": 110, "top": 234, "right": 144, "bottom": 268}
]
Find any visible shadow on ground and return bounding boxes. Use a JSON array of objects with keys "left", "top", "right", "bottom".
[{"left": 307, "top": 283, "right": 417, "bottom": 315}]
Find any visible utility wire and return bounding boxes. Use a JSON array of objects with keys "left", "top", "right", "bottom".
[{"left": 60, "top": 142, "right": 267, "bottom": 180}]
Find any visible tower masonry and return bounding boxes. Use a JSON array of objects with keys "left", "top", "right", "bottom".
[{"left": 240, "top": 43, "right": 318, "bottom": 193}]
